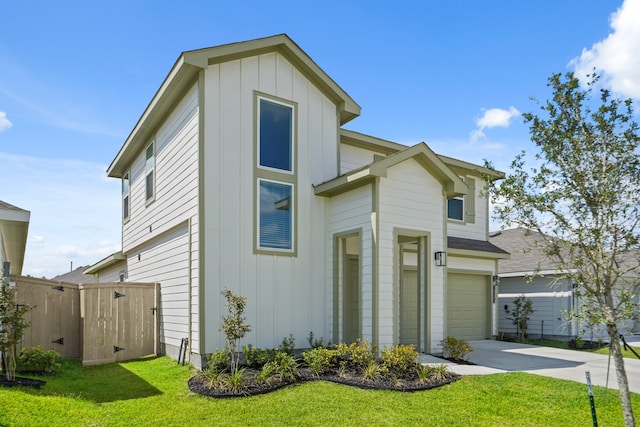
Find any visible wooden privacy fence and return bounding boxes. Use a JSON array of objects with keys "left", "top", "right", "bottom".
[{"left": 14, "top": 277, "right": 159, "bottom": 365}]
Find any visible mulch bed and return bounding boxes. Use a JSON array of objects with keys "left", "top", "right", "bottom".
[
  {"left": 0, "top": 376, "right": 46, "bottom": 389},
  {"left": 188, "top": 366, "right": 460, "bottom": 398}
]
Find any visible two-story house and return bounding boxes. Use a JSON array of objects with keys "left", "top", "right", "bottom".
[{"left": 87, "top": 34, "right": 508, "bottom": 368}]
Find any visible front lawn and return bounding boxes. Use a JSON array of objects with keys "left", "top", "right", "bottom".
[{"left": 0, "top": 356, "right": 638, "bottom": 426}]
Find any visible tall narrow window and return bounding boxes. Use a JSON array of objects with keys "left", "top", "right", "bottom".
[
  {"left": 447, "top": 196, "right": 464, "bottom": 221},
  {"left": 122, "top": 172, "right": 130, "bottom": 221},
  {"left": 258, "top": 179, "right": 293, "bottom": 250},
  {"left": 258, "top": 98, "right": 293, "bottom": 172},
  {"left": 145, "top": 142, "right": 155, "bottom": 201}
]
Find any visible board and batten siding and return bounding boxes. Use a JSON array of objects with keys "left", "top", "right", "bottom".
[
  {"left": 201, "top": 52, "right": 338, "bottom": 352},
  {"left": 122, "top": 82, "right": 200, "bottom": 356},
  {"left": 327, "top": 184, "right": 374, "bottom": 343},
  {"left": 447, "top": 175, "right": 490, "bottom": 241},
  {"left": 339, "top": 143, "right": 387, "bottom": 175},
  {"left": 377, "top": 159, "right": 446, "bottom": 351}
]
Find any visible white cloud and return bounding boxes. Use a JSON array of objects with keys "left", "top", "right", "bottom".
[
  {"left": 0, "top": 111, "right": 12, "bottom": 132},
  {"left": 0, "top": 153, "right": 121, "bottom": 278},
  {"left": 570, "top": 0, "right": 640, "bottom": 99},
  {"left": 470, "top": 106, "right": 521, "bottom": 142}
]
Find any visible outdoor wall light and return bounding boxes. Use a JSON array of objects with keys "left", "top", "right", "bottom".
[
  {"left": 492, "top": 275, "right": 501, "bottom": 286},
  {"left": 434, "top": 251, "right": 446, "bottom": 266}
]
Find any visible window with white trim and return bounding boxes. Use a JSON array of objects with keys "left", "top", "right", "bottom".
[
  {"left": 447, "top": 196, "right": 464, "bottom": 221},
  {"left": 145, "top": 142, "right": 155, "bottom": 201},
  {"left": 258, "top": 179, "right": 293, "bottom": 250},
  {"left": 122, "top": 172, "right": 130, "bottom": 221}
]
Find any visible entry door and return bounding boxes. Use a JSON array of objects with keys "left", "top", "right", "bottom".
[
  {"left": 344, "top": 255, "right": 360, "bottom": 343},
  {"left": 400, "top": 268, "right": 419, "bottom": 347}
]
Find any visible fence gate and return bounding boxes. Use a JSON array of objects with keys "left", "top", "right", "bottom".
[
  {"left": 80, "top": 283, "right": 159, "bottom": 366},
  {"left": 16, "top": 278, "right": 81, "bottom": 359}
]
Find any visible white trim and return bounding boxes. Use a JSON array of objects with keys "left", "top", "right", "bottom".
[
  {"left": 498, "top": 269, "right": 577, "bottom": 278},
  {"left": 500, "top": 291, "right": 574, "bottom": 298}
]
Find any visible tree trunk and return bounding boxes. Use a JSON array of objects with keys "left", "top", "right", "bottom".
[{"left": 608, "top": 324, "right": 635, "bottom": 427}]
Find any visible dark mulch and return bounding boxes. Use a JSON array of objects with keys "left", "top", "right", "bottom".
[
  {"left": 188, "top": 366, "right": 460, "bottom": 398},
  {"left": 0, "top": 376, "right": 46, "bottom": 389}
]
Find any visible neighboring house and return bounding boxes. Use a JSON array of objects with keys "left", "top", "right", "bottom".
[
  {"left": 0, "top": 200, "right": 30, "bottom": 277},
  {"left": 50, "top": 265, "right": 95, "bottom": 283},
  {"left": 490, "top": 227, "right": 640, "bottom": 341},
  {"left": 88, "top": 34, "right": 508, "bottom": 367}
]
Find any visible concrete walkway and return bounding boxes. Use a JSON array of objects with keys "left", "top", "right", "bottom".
[{"left": 420, "top": 338, "right": 640, "bottom": 393}]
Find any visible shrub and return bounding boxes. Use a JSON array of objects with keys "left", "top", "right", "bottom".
[
  {"left": 307, "top": 331, "right": 325, "bottom": 349},
  {"left": 255, "top": 362, "right": 277, "bottom": 385},
  {"left": 334, "top": 339, "right": 377, "bottom": 370},
  {"left": 302, "top": 347, "right": 335, "bottom": 376},
  {"left": 279, "top": 334, "right": 296, "bottom": 356},
  {"left": 440, "top": 336, "right": 472, "bottom": 361},
  {"left": 268, "top": 350, "right": 298, "bottom": 382},
  {"left": 207, "top": 348, "right": 230, "bottom": 373},
  {"left": 222, "top": 368, "right": 248, "bottom": 395},
  {"left": 242, "top": 345, "right": 269, "bottom": 369},
  {"left": 16, "top": 346, "right": 61, "bottom": 375},
  {"left": 362, "top": 361, "right": 387, "bottom": 381},
  {"left": 381, "top": 344, "right": 418, "bottom": 375},
  {"left": 220, "top": 289, "right": 251, "bottom": 375},
  {"left": 416, "top": 364, "right": 432, "bottom": 383},
  {"left": 430, "top": 364, "right": 449, "bottom": 381}
]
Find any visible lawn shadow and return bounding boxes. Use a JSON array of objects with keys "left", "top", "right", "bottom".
[{"left": 19, "top": 358, "right": 163, "bottom": 403}]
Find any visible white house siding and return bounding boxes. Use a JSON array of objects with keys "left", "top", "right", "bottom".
[
  {"left": 378, "top": 159, "right": 446, "bottom": 352},
  {"left": 95, "top": 261, "right": 127, "bottom": 283},
  {"left": 339, "top": 144, "right": 387, "bottom": 175},
  {"left": 127, "top": 224, "right": 191, "bottom": 357},
  {"left": 498, "top": 276, "right": 576, "bottom": 340},
  {"left": 327, "top": 184, "right": 374, "bottom": 343},
  {"left": 447, "top": 174, "right": 489, "bottom": 241},
  {"left": 201, "top": 52, "right": 338, "bottom": 352},
  {"left": 122, "top": 82, "right": 200, "bottom": 357}
]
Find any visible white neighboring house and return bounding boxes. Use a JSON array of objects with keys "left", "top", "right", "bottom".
[
  {"left": 0, "top": 200, "right": 30, "bottom": 277},
  {"left": 87, "top": 34, "right": 508, "bottom": 367},
  {"left": 490, "top": 227, "right": 640, "bottom": 341}
]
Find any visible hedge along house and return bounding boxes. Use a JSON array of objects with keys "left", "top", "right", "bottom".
[{"left": 91, "top": 34, "right": 508, "bottom": 367}]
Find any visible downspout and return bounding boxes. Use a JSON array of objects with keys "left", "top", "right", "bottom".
[{"left": 187, "top": 216, "right": 193, "bottom": 362}]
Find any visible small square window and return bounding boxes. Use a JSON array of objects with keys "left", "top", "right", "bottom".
[
  {"left": 448, "top": 197, "right": 464, "bottom": 221},
  {"left": 258, "top": 179, "right": 293, "bottom": 250}
]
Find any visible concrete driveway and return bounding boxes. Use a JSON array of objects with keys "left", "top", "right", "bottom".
[{"left": 421, "top": 338, "right": 640, "bottom": 393}]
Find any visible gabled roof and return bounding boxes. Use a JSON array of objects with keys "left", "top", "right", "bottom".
[
  {"left": 314, "top": 142, "right": 468, "bottom": 197},
  {"left": 339, "top": 129, "right": 505, "bottom": 180},
  {"left": 108, "top": 34, "right": 361, "bottom": 178},
  {"left": 50, "top": 266, "right": 93, "bottom": 283},
  {"left": 489, "top": 228, "right": 561, "bottom": 274},
  {"left": 84, "top": 251, "right": 126, "bottom": 275},
  {"left": 0, "top": 200, "right": 30, "bottom": 276}
]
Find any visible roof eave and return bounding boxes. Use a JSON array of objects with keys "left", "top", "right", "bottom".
[
  {"left": 85, "top": 251, "right": 126, "bottom": 274},
  {"left": 448, "top": 248, "right": 511, "bottom": 260}
]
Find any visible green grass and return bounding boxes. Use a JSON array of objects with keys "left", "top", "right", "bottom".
[{"left": 0, "top": 356, "right": 639, "bottom": 426}]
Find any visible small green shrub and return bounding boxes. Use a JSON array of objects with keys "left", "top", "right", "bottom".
[
  {"left": 381, "top": 344, "right": 418, "bottom": 375},
  {"left": 302, "top": 347, "right": 336, "bottom": 375},
  {"left": 430, "top": 364, "right": 449, "bottom": 381},
  {"left": 416, "top": 364, "right": 432, "bottom": 383},
  {"left": 335, "top": 339, "right": 377, "bottom": 369},
  {"left": 242, "top": 345, "right": 269, "bottom": 368},
  {"left": 279, "top": 334, "right": 296, "bottom": 356},
  {"left": 440, "top": 336, "right": 472, "bottom": 361},
  {"left": 255, "top": 362, "right": 276, "bottom": 385},
  {"left": 199, "top": 367, "right": 224, "bottom": 388},
  {"left": 222, "top": 368, "right": 248, "bottom": 395},
  {"left": 362, "top": 361, "right": 387, "bottom": 381},
  {"left": 16, "top": 346, "right": 61, "bottom": 375},
  {"left": 307, "top": 331, "right": 325, "bottom": 348},
  {"left": 269, "top": 351, "right": 298, "bottom": 381},
  {"left": 207, "top": 348, "right": 230, "bottom": 373}
]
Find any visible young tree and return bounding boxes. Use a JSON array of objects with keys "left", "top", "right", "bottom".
[
  {"left": 220, "top": 289, "right": 251, "bottom": 375},
  {"left": 487, "top": 72, "right": 639, "bottom": 426},
  {"left": 509, "top": 295, "right": 534, "bottom": 342},
  {"left": 0, "top": 276, "right": 30, "bottom": 381}
]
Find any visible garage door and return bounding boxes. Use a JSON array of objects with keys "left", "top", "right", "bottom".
[{"left": 447, "top": 273, "right": 489, "bottom": 340}]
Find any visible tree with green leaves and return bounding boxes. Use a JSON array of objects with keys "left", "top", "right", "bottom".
[
  {"left": 509, "top": 295, "right": 534, "bottom": 342},
  {"left": 220, "top": 289, "right": 251, "bottom": 376},
  {"left": 486, "top": 71, "right": 639, "bottom": 426},
  {"left": 0, "top": 276, "right": 31, "bottom": 381}
]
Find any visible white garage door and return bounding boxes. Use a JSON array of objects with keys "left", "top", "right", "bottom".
[{"left": 447, "top": 273, "right": 489, "bottom": 340}]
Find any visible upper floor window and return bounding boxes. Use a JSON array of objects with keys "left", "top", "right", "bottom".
[
  {"left": 258, "top": 98, "right": 293, "bottom": 173},
  {"left": 145, "top": 142, "right": 155, "bottom": 201},
  {"left": 447, "top": 196, "right": 464, "bottom": 221},
  {"left": 122, "top": 172, "right": 130, "bottom": 221}
]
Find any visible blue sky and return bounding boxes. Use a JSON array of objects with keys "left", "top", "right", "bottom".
[{"left": 1, "top": 1, "right": 638, "bottom": 278}]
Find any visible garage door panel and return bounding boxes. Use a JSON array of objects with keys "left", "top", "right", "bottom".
[{"left": 447, "top": 273, "right": 488, "bottom": 340}]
